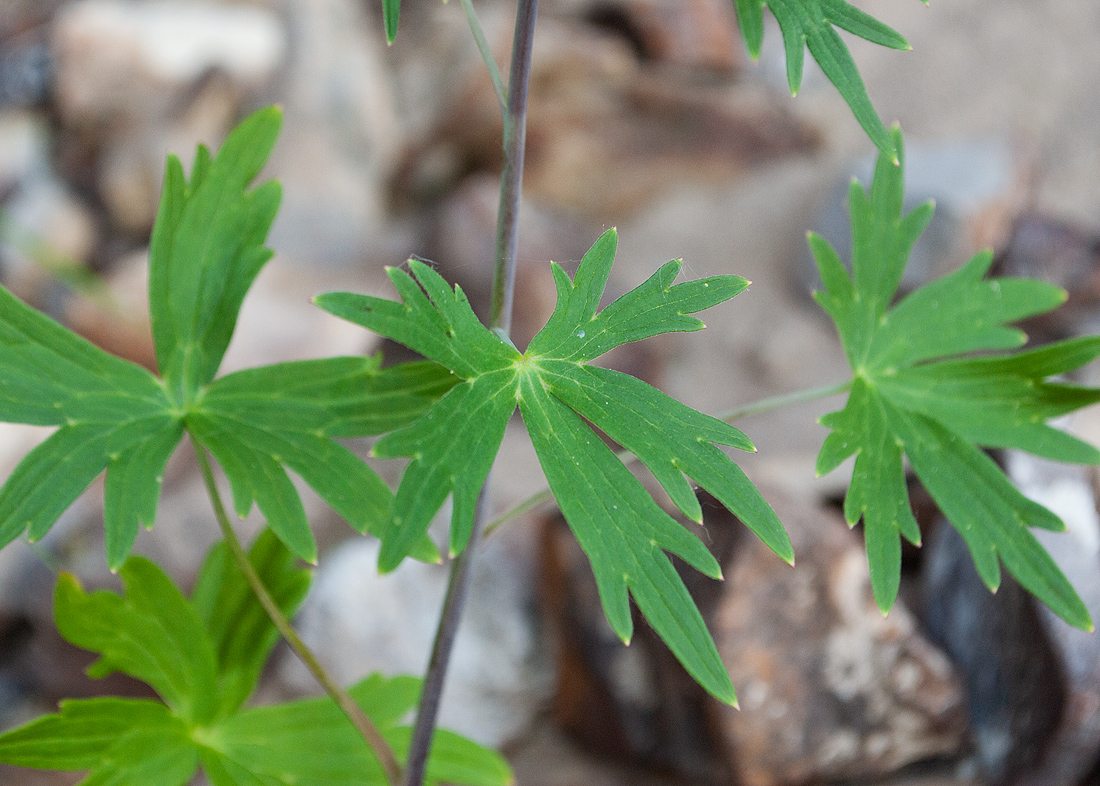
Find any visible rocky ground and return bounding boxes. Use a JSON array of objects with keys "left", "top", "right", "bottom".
[{"left": 1, "top": 0, "right": 1100, "bottom": 785}]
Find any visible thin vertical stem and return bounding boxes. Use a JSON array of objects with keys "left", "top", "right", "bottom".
[
  {"left": 192, "top": 440, "right": 403, "bottom": 786},
  {"left": 489, "top": 0, "right": 539, "bottom": 336},
  {"left": 400, "top": 481, "right": 494, "bottom": 786},
  {"left": 402, "top": 1, "right": 539, "bottom": 784}
]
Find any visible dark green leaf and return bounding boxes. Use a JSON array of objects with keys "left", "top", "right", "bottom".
[
  {"left": 731, "top": 0, "right": 917, "bottom": 159},
  {"left": 814, "top": 126, "right": 1098, "bottom": 630},
  {"left": 319, "top": 227, "right": 786, "bottom": 704}
]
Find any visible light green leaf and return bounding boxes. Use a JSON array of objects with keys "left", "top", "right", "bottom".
[
  {"left": 204, "top": 674, "right": 512, "bottom": 786},
  {"left": 2, "top": 542, "right": 506, "bottom": 785},
  {"left": 191, "top": 529, "right": 311, "bottom": 718},
  {"left": 0, "top": 283, "right": 179, "bottom": 561},
  {"left": 54, "top": 559, "right": 219, "bottom": 724},
  {"left": 318, "top": 227, "right": 787, "bottom": 704},
  {"left": 1, "top": 107, "right": 455, "bottom": 568},
  {"left": 149, "top": 106, "right": 282, "bottom": 397},
  {"left": 383, "top": 0, "right": 400, "bottom": 43},
  {"left": 0, "top": 698, "right": 182, "bottom": 771},
  {"left": 814, "top": 126, "right": 1100, "bottom": 629},
  {"left": 731, "top": 0, "right": 917, "bottom": 159}
]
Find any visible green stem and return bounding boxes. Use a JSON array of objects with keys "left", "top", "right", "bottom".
[
  {"left": 482, "top": 379, "right": 852, "bottom": 539},
  {"left": 191, "top": 440, "right": 403, "bottom": 786},
  {"left": 459, "top": 0, "right": 507, "bottom": 112},
  {"left": 715, "top": 379, "right": 851, "bottom": 422}
]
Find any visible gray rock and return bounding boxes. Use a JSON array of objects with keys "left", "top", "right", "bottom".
[
  {"left": 281, "top": 529, "right": 553, "bottom": 749},
  {"left": 263, "top": 0, "right": 400, "bottom": 266},
  {"left": 51, "top": 0, "right": 286, "bottom": 128}
]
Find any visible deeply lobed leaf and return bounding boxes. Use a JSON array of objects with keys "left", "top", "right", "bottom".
[
  {"left": 813, "top": 126, "right": 1100, "bottom": 629},
  {"left": 0, "top": 107, "right": 458, "bottom": 567},
  {"left": 319, "top": 227, "right": 790, "bottom": 704},
  {"left": 0, "top": 536, "right": 512, "bottom": 786},
  {"left": 731, "top": 0, "right": 922, "bottom": 159}
]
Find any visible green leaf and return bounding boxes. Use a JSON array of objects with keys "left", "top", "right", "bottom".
[
  {"left": 191, "top": 529, "right": 311, "bottom": 718},
  {"left": 0, "top": 107, "right": 456, "bottom": 567},
  {"left": 814, "top": 126, "right": 1100, "bottom": 630},
  {"left": 0, "top": 698, "right": 185, "bottom": 772},
  {"left": 731, "top": 0, "right": 916, "bottom": 159},
  {"left": 54, "top": 559, "right": 219, "bottom": 724},
  {"left": 383, "top": 0, "right": 400, "bottom": 43},
  {"left": 318, "top": 228, "right": 790, "bottom": 704},
  {"left": 149, "top": 106, "right": 282, "bottom": 397},
  {"left": 1, "top": 543, "right": 506, "bottom": 786},
  {"left": 203, "top": 674, "right": 512, "bottom": 786},
  {"left": 0, "top": 282, "right": 181, "bottom": 561}
]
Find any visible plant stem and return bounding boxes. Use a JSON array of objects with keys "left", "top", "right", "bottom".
[
  {"left": 460, "top": 0, "right": 506, "bottom": 112},
  {"left": 403, "top": 2, "right": 539, "bottom": 785},
  {"left": 489, "top": 0, "right": 538, "bottom": 336},
  {"left": 715, "top": 379, "right": 851, "bottom": 422},
  {"left": 481, "top": 379, "right": 852, "bottom": 539},
  {"left": 191, "top": 440, "right": 403, "bottom": 786}
]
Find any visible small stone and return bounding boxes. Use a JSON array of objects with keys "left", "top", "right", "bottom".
[
  {"left": 714, "top": 489, "right": 968, "bottom": 786},
  {"left": 0, "top": 164, "right": 98, "bottom": 305},
  {"left": 579, "top": 0, "right": 743, "bottom": 72},
  {"left": 51, "top": 0, "right": 286, "bottom": 128},
  {"left": 281, "top": 531, "right": 552, "bottom": 749},
  {"left": 0, "top": 109, "right": 47, "bottom": 195}
]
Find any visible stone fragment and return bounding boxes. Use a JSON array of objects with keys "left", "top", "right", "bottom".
[
  {"left": 263, "top": 0, "right": 401, "bottom": 266},
  {"left": 0, "top": 26, "right": 51, "bottom": 109},
  {"left": 51, "top": 0, "right": 286, "bottom": 128},
  {"left": 577, "top": 0, "right": 742, "bottom": 72},
  {"left": 280, "top": 531, "right": 553, "bottom": 749},
  {"left": 714, "top": 490, "right": 968, "bottom": 786},
  {"left": 0, "top": 109, "right": 46, "bottom": 192}
]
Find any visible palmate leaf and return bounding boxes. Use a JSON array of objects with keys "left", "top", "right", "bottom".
[
  {"left": 316, "top": 228, "right": 792, "bottom": 705},
  {"left": 0, "top": 106, "right": 456, "bottom": 567},
  {"left": 813, "top": 126, "right": 1100, "bottom": 630},
  {"left": 0, "top": 534, "right": 511, "bottom": 786},
  {"left": 732, "top": 0, "right": 921, "bottom": 159}
]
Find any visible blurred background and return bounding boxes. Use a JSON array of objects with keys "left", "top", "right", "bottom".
[{"left": 1, "top": 0, "right": 1100, "bottom": 784}]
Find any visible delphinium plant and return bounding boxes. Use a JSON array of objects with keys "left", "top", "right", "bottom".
[{"left": 0, "top": 1, "right": 1096, "bottom": 785}]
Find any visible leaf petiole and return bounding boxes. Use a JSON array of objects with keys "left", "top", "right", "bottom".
[
  {"left": 715, "top": 379, "right": 852, "bottom": 423},
  {"left": 191, "top": 440, "right": 404, "bottom": 786}
]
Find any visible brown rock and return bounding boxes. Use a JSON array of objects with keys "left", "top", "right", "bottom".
[
  {"left": 713, "top": 492, "right": 968, "bottom": 786},
  {"left": 577, "top": 0, "right": 742, "bottom": 72},
  {"left": 400, "top": 15, "right": 818, "bottom": 222}
]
